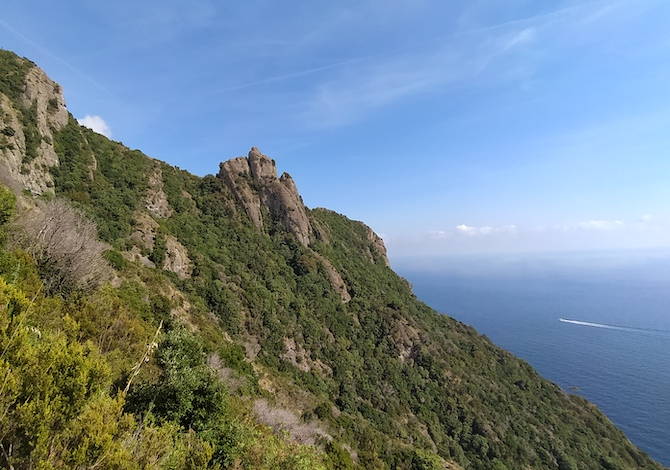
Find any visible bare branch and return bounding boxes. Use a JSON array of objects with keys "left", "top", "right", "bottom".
[{"left": 14, "top": 198, "right": 112, "bottom": 294}]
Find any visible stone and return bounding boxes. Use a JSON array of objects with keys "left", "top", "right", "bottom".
[
  {"left": 0, "top": 61, "right": 69, "bottom": 196},
  {"left": 364, "top": 223, "right": 390, "bottom": 267},
  {"left": 218, "top": 156, "right": 263, "bottom": 228},
  {"left": 163, "top": 236, "right": 192, "bottom": 279},
  {"left": 217, "top": 148, "right": 312, "bottom": 247},
  {"left": 145, "top": 165, "right": 173, "bottom": 218}
]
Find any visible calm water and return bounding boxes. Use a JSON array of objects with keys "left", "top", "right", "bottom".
[{"left": 394, "top": 249, "right": 670, "bottom": 467}]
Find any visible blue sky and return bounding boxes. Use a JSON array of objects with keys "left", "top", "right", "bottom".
[{"left": 2, "top": 0, "right": 669, "bottom": 259}]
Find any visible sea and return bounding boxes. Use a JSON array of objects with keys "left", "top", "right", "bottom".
[{"left": 394, "top": 248, "right": 670, "bottom": 467}]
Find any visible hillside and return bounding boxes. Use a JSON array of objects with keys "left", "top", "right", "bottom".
[{"left": 0, "top": 49, "right": 666, "bottom": 470}]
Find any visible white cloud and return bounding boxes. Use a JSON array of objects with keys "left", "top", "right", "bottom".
[
  {"left": 456, "top": 224, "right": 516, "bottom": 235},
  {"left": 77, "top": 115, "right": 112, "bottom": 138},
  {"left": 389, "top": 212, "right": 670, "bottom": 257},
  {"left": 428, "top": 230, "right": 449, "bottom": 239},
  {"left": 577, "top": 219, "right": 624, "bottom": 230}
]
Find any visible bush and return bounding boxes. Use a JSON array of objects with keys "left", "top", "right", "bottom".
[
  {"left": 0, "top": 185, "right": 15, "bottom": 226},
  {"left": 15, "top": 198, "right": 112, "bottom": 293}
]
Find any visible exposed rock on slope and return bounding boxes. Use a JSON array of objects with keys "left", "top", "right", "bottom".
[
  {"left": 313, "top": 252, "right": 351, "bottom": 303},
  {"left": 163, "top": 235, "right": 191, "bottom": 279},
  {"left": 0, "top": 55, "right": 68, "bottom": 195},
  {"left": 145, "top": 165, "right": 173, "bottom": 218},
  {"left": 364, "top": 222, "right": 390, "bottom": 267},
  {"left": 218, "top": 155, "right": 263, "bottom": 228},
  {"left": 218, "top": 147, "right": 312, "bottom": 247}
]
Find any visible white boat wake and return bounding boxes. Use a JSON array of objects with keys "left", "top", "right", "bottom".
[{"left": 559, "top": 318, "right": 670, "bottom": 336}]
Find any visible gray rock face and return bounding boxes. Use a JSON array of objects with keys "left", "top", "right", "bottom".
[
  {"left": 248, "top": 147, "right": 276, "bottom": 180},
  {"left": 218, "top": 156, "right": 263, "bottom": 229},
  {"left": 364, "top": 224, "right": 390, "bottom": 267},
  {"left": 145, "top": 166, "right": 173, "bottom": 219},
  {"left": 313, "top": 252, "right": 351, "bottom": 303},
  {"left": 218, "top": 148, "right": 312, "bottom": 247},
  {"left": 260, "top": 172, "right": 311, "bottom": 247},
  {"left": 0, "top": 62, "right": 69, "bottom": 195},
  {"left": 163, "top": 236, "right": 192, "bottom": 279},
  {"left": 21, "top": 67, "right": 69, "bottom": 132}
]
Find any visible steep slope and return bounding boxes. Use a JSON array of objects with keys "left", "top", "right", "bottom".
[
  {"left": 0, "top": 53, "right": 67, "bottom": 192},
  {"left": 1, "top": 49, "right": 666, "bottom": 470}
]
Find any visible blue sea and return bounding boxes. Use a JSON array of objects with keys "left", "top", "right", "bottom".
[{"left": 394, "top": 249, "right": 670, "bottom": 467}]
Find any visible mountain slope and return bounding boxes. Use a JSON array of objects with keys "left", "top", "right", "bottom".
[{"left": 0, "top": 49, "right": 666, "bottom": 470}]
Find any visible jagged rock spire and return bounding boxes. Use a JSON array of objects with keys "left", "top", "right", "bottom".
[{"left": 218, "top": 148, "right": 312, "bottom": 247}]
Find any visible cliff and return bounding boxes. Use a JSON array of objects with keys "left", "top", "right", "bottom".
[
  {"left": 217, "top": 147, "right": 312, "bottom": 247},
  {"left": 0, "top": 52, "right": 68, "bottom": 195}
]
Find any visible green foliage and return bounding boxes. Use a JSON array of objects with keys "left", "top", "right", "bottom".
[
  {"left": 102, "top": 249, "right": 129, "bottom": 270},
  {"left": 0, "top": 277, "right": 124, "bottom": 467},
  {"left": 0, "top": 185, "right": 15, "bottom": 248},
  {"left": 127, "top": 329, "right": 227, "bottom": 429},
  {"left": 0, "top": 185, "right": 16, "bottom": 227},
  {"left": 218, "top": 341, "right": 257, "bottom": 381},
  {"left": 0, "top": 247, "right": 327, "bottom": 469},
  {"left": 150, "top": 228, "right": 168, "bottom": 267},
  {"left": 125, "top": 328, "right": 325, "bottom": 469},
  {"left": 20, "top": 103, "right": 40, "bottom": 163},
  {"left": 0, "top": 49, "right": 34, "bottom": 102},
  {"left": 52, "top": 118, "right": 150, "bottom": 243},
  {"left": 48, "top": 97, "right": 59, "bottom": 112},
  {"left": 0, "top": 51, "right": 44, "bottom": 167}
]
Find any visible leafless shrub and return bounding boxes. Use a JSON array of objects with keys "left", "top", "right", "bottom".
[
  {"left": 207, "top": 352, "right": 244, "bottom": 392},
  {"left": 14, "top": 198, "right": 112, "bottom": 293},
  {"left": 253, "top": 399, "right": 332, "bottom": 446}
]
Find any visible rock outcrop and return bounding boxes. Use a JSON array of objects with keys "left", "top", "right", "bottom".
[
  {"left": 218, "top": 148, "right": 312, "bottom": 247},
  {"left": 163, "top": 235, "right": 192, "bottom": 279},
  {"left": 145, "top": 166, "right": 173, "bottom": 218},
  {"left": 313, "top": 252, "right": 351, "bottom": 303},
  {"left": 0, "top": 56, "right": 69, "bottom": 195},
  {"left": 21, "top": 67, "right": 69, "bottom": 132},
  {"left": 364, "top": 223, "right": 390, "bottom": 267}
]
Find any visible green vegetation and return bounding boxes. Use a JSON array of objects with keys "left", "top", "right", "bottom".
[
  {"left": 0, "top": 50, "right": 41, "bottom": 168},
  {"left": 52, "top": 117, "right": 150, "bottom": 244},
  {"left": 0, "top": 184, "right": 326, "bottom": 469},
  {"left": 0, "top": 49, "right": 35, "bottom": 102},
  {"left": 0, "top": 48, "right": 666, "bottom": 469}
]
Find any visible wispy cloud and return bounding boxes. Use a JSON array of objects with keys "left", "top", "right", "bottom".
[
  {"left": 297, "top": 0, "right": 653, "bottom": 128},
  {"left": 428, "top": 230, "right": 450, "bottom": 239},
  {"left": 95, "top": 1, "right": 217, "bottom": 47},
  {"left": 0, "top": 18, "right": 115, "bottom": 97},
  {"left": 301, "top": 29, "right": 535, "bottom": 127},
  {"left": 555, "top": 216, "right": 656, "bottom": 233},
  {"left": 387, "top": 213, "right": 665, "bottom": 257}
]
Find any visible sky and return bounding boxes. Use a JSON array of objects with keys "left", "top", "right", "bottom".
[{"left": 1, "top": 0, "right": 669, "bottom": 260}]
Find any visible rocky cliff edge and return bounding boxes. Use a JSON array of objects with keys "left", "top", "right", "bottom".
[{"left": 217, "top": 147, "right": 312, "bottom": 247}]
